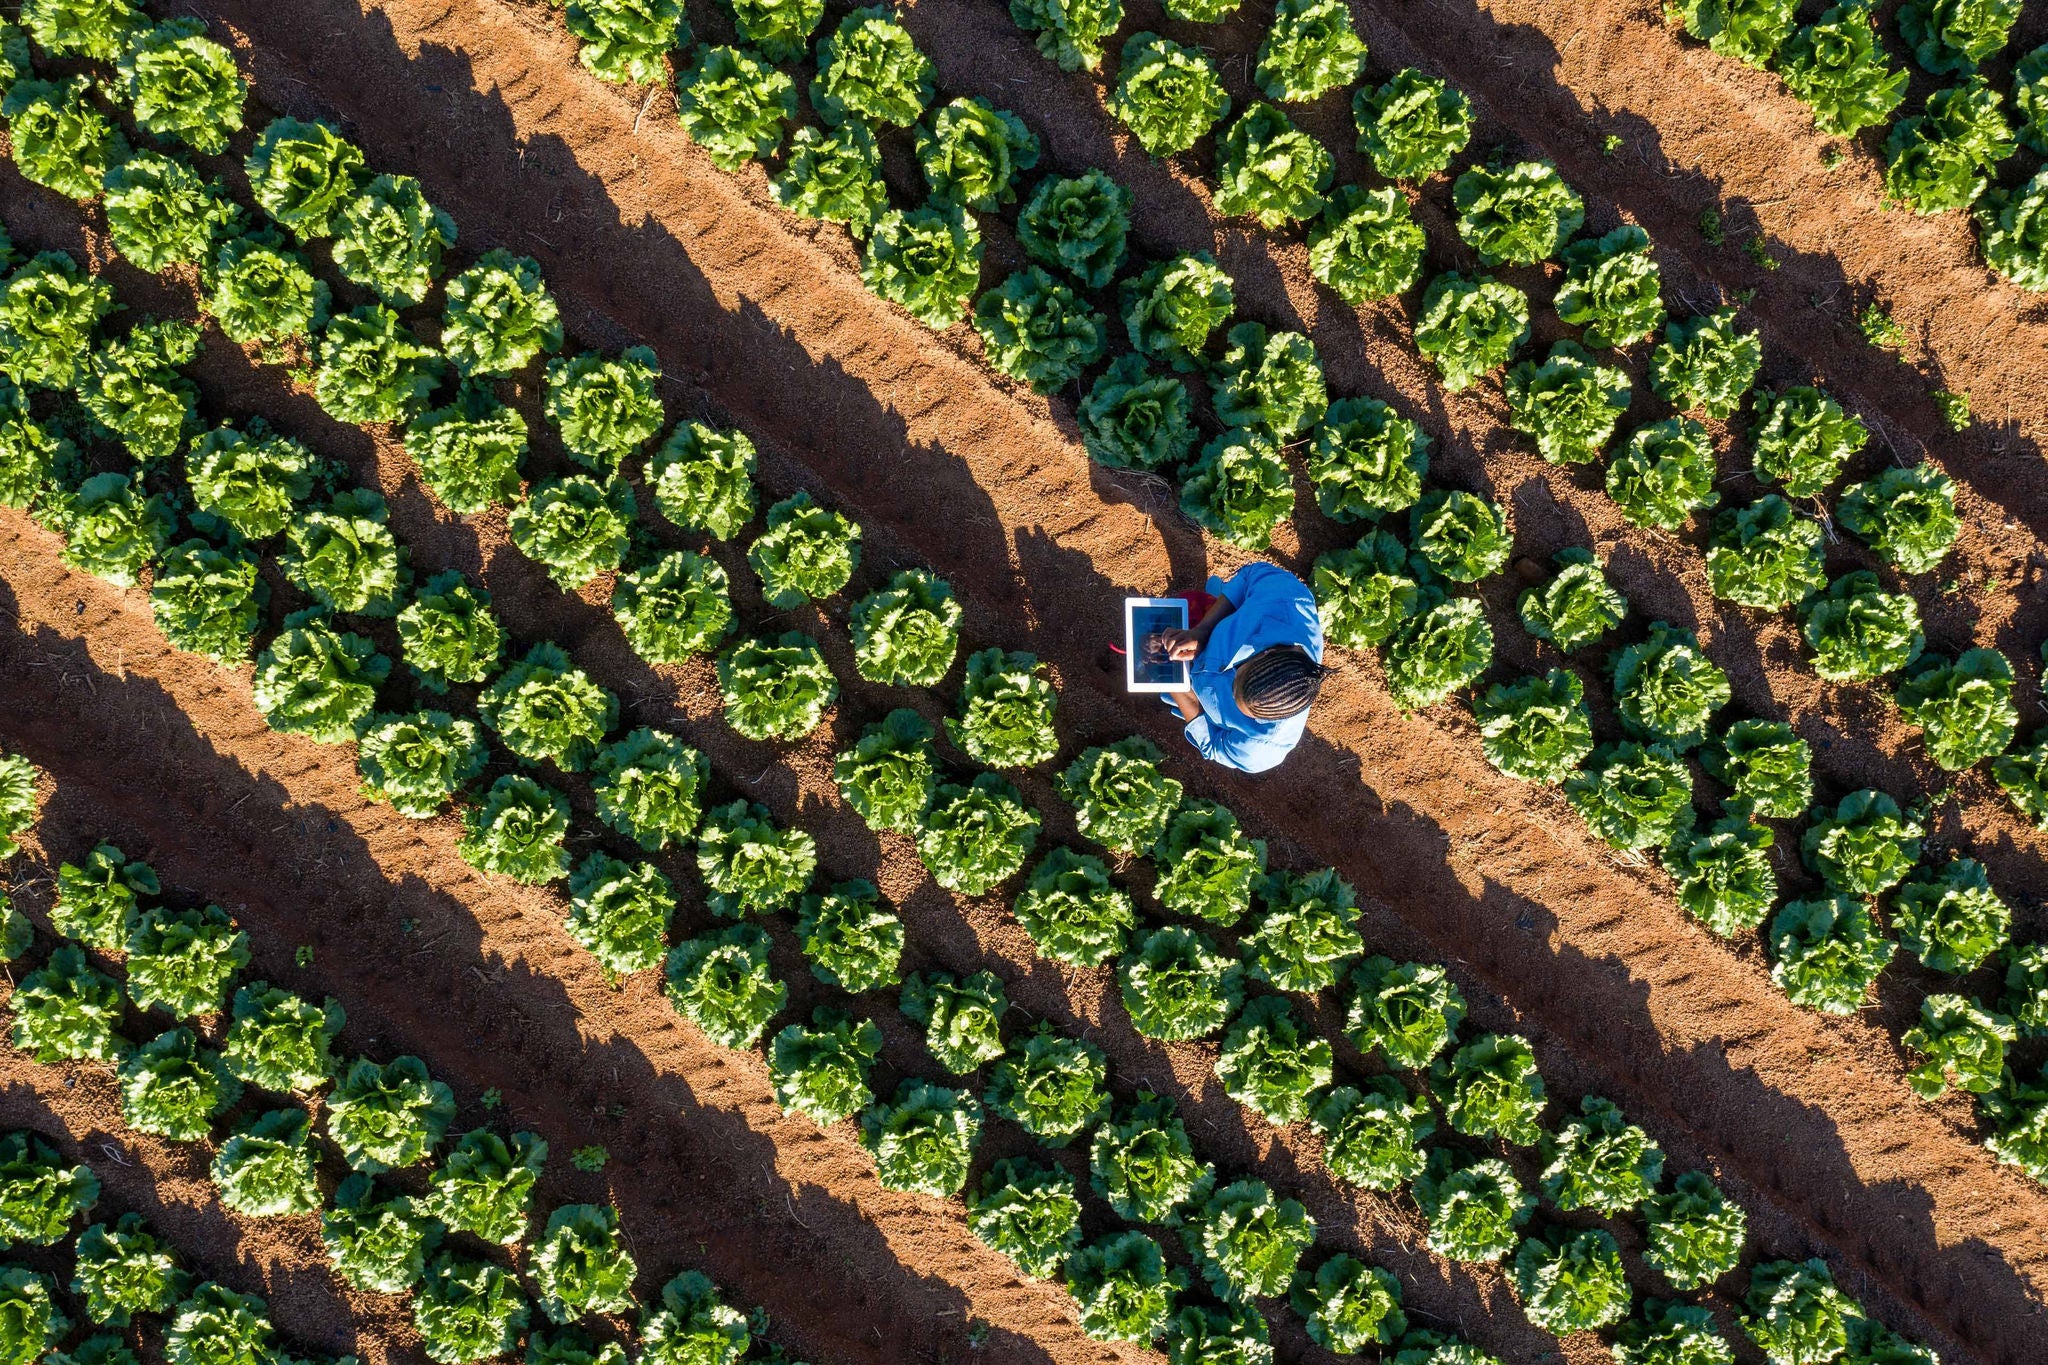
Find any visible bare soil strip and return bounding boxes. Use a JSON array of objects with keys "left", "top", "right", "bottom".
[{"left": 170, "top": 1, "right": 2048, "bottom": 1358}]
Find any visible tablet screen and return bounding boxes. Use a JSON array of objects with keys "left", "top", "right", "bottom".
[{"left": 1125, "top": 598, "right": 1191, "bottom": 693}]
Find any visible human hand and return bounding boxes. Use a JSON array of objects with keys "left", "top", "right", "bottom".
[{"left": 1150, "top": 629, "right": 1200, "bottom": 662}]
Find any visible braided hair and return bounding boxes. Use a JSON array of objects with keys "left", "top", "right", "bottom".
[{"left": 1233, "top": 644, "right": 1327, "bottom": 719}]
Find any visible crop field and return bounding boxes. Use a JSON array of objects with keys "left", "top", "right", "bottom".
[{"left": 1, "top": 0, "right": 2047, "bottom": 1363}]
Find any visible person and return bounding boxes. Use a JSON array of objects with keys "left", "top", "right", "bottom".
[{"left": 1148, "top": 562, "right": 1326, "bottom": 774}]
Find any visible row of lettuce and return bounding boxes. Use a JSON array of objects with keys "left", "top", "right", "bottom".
[
  {"left": 0, "top": 7, "right": 1983, "bottom": 1363},
  {"left": 500, "top": 0, "right": 2048, "bottom": 1175}
]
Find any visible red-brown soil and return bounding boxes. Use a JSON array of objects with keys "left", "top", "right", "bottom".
[{"left": 2, "top": 0, "right": 2044, "bottom": 1361}]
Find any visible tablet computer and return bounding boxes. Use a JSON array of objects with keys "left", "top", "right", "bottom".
[{"left": 1125, "top": 597, "right": 1191, "bottom": 693}]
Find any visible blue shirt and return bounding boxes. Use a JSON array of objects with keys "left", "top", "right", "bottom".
[{"left": 1183, "top": 562, "right": 1325, "bottom": 774}]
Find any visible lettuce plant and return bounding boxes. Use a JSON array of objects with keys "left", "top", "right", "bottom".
[
  {"left": 1608, "top": 417, "right": 1719, "bottom": 530},
  {"left": 1665, "top": 810, "right": 1777, "bottom": 937},
  {"left": 591, "top": 728, "right": 706, "bottom": 852},
  {"left": 1621, "top": 1298, "right": 1743, "bottom": 1365},
  {"left": 1214, "top": 103, "right": 1332, "bottom": 227},
  {"left": 10, "top": 946, "right": 127, "bottom": 1064},
  {"left": 1113, "top": 32, "right": 1228, "bottom": 155},
  {"left": 0, "top": 23, "right": 23, "bottom": 99},
  {"left": 1614, "top": 622, "right": 1730, "bottom": 751},
  {"left": 282, "top": 488, "right": 407, "bottom": 616},
  {"left": 1386, "top": 597, "right": 1494, "bottom": 710},
  {"left": 222, "top": 982, "right": 342, "bottom": 1093},
  {"left": 1983, "top": 1064, "right": 2048, "bottom": 1183},
  {"left": 1353, "top": 68, "right": 1474, "bottom": 180},
  {"left": 1255, "top": 0, "right": 1365, "bottom": 102},
  {"left": 850, "top": 569, "right": 960, "bottom": 687},
  {"left": 1345, "top": 956, "right": 1463, "bottom": 1073},
  {"left": 647, "top": 420, "right": 755, "bottom": 540},
  {"left": 1895, "top": 648, "right": 2016, "bottom": 771},
  {"left": 1079, "top": 355, "right": 1195, "bottom": 470},
  {"left": 664, "top": 924, "right": 786, "bottom": 1048},
  {"left": 1476, "top": 670, "right": 1594, "bottom": 784},
  {"left": 901, "top": 970, "right": 1007, "bottom": 1074},
  {"left": 1453, "top": 161, "right": 1584, "bottom": 266},
  {"left": 1179, "top": 431, "right": 1295, "bottom": 551},
  {"left": 1770, "top": 895, "right": 1894, "bottom": 1014},
  {"left": 1065, "top": 1231, "right": 1182, "bottom": 1344},
  {"left": 212, "top": 1108, "right": 321, "bottom": 1217},
  {"left": 1118, "top": 925, "right": 1242, "bottom": 1041},
  {"left": 563, "top": 0, "right": 688, "bottom": 86},
  {"left": 1210, "top": 322, "right": 1327, "bottom": 437},
  {"left": 1086, "top": 1094, "right": 1213, "bottom": 1227},
  {"left": 795, "top": 880, "right": 904, "bottom": 993},
  {"left": 4, "top": 77, "right": 121, "bottom": 201},
  {"left": 1244, "top": 867, "right": 1360, "bottom": 993},
  {"left": 1167, "top": 1304, "right": 1269, "bottom": 1365},
  {"left": 1313, "top": 1078, "right": 1434, "bottom": 1191},
  {"left": 151, "top": 539, "right": 265, "bottom": 664},
  {"left": 614, "top": 551, "right": 732, "bottom": 664},
  {"left": 813, "top": 7, "right": 932, "bottom": 126},
  {"left": 1414, "top": 272, "right": 1530, "bottom": 390},
  {"left": 1505, "top": 341, "right": 1631, "bottom": 464},
  {"left": 71, "top": 1214, "right": 183, "bottom": 1324},
  {"left": 1883, "top": 77, "right": 2013, "bottom": 213},
  {"left": 0, "top": 1269, "right": 67, "bottom": 1363},
  {"left": 0, "top": 252, "right": 115, "bottom": 392},
  {"left": 909, "top": 96, "right": 1035, "bottom": 213},
  {"left": 359, "top": 711, "right": 487, "bottom": 819},
  {"left": 1019, "top": 169, "right": 1131, "bottom": 288},
  {"left": 206, "top": 234, "right": 327, "bottom": 347},
  {"left": 919, "top": 774, "right": 1041, "bottom": 897},
  {"left": 1019, "top": 847, "right": 1146, "bottom": 965},
  {"left": 860, "top": 1079, "right": 981, "bottom": 1196},
  {"left": 22, "top": 0, "right": 139, "bottom": 61},
  {"left": 531, "top": 1203, "right": 637, "bottom": 1324},
  {"left": 949, "top": 649, "right": 1059, "bottom": 768},
  {"left": 245, "top": 117, "right": 364, "bottom": 237},
  {"left": 974, "top": 266, "right": 1108, "bottom": 393},
  {"left": 1668, "top": 0, "right": 1796, "bottom": 65},
  {"left": 1994, "top": 738, "right": 2048, "bottom": 831},
  {"left": 0, "top": 755, "right": 36, "bottom": 864},
  {"left": 103, "top": 152, "right": 239, "bottom": 274},
  {"left": 421, "top": 1129, "right": 544, "bottom": 1247},
  {"left": 566, "top": 853, "right": 673, "bottom": 974},
  {"left": 1844, "top": 1314, "right": 1940, "bottom": 1365},
  {"left": 76, "top": 318, "right": 202, "bottom": 464},
  {"left": 834, "top": 710, "right": 937, "bottom": 835},
  {"left": 51, "top": 470, "right": 175, "bottom": 587},
  {"left": 1897, "top": 0, "right": 2018, "bottom": 74},
  {"left": 775, "top": 122, "right": 887, "bottom": 233},
  {"left": 252, "top": 609, "right": 390, "bottom": 743},
  {"left": 0, "top": 1131, "right": 99, "bottom": 1249},
  {"left": 1512, "top": 1227, "right": 1630, "bottom": 1334},
  {"left": 1893, "top": 857, "right": 2009, "bottom": 973},
  {"left": 480, "top": 642, "right": 616, "bottom": 772},
  {"left": 1305, "top": 397, "right": 1427, "bottom": 522},
  {"left": 396, "top": 571, "right": 504, "bottom": 691},
  {"left": 1058, "top": 737, "right": 1182, "bottom": 854},
  {"left": 1412, "top": 1148, "right": 1531, "bottom": 1263},
  {"left": 1741, "top": 1259, "right": 1851, "bottom": 1365},
  {"left": 748, "top": 490, "right": 860, "bottom": 607},
  {"left": 716, "top": 632, "right": 838, "bottom": 741},
  {"left": 1308, "top": 185, "right": 1427, "bottom": 303},
  {"left": 1904, "top": 993, "right": 2012, "bottom": 1099},
  {"left": 124, "top": 902, "right": 248, "bottom": 1019},
  {"left": 1120, "top": 253, "right": 1232, "bottom": 371},
  {"left": 328, "top": 1055, "right": 454, "bottom": 1172},
  {"left": 1802, "top": 788, "right": 1923, "bottom": 898},
  {"left": 415, "top": 1254, "right": 530, "bottom": 1365},
  {"left": 1557, "top": 224, "right": 1665, "bottom": 348},
  {"left": 459, "top": 774, "right": 572, "bottom": 884},
  {"left": 1650, "top": 308, "right": 1761, "bottom": 417},
  {"left": 1009, "top": 0, "right": 1121, "bottom": 71},
  {"left": 119, "top": 1027, "right": 240, "bottom": 1140},
  {"left": 332, "top": 174, "right": 454, "bottom": 306},
  {"left": 0, "top": 393, "right": 73, "bottom": 515},
  {"left": 674, "top": 45, "right": 794, "bottom": 172},
  {"left": 1642, "top": 1170, "right": 1747, "bottom": 1289},
  {"left": 697, "top": 799, "right": 817, "bottom": 918},
  {"left": 545, "top": 348, "right": 663, "bottom": 472},
  {"left": 640, "top": 1273, "right": 751, "bottom": 1365},
  {"left": 1751, "top": 385, "right": 1867, "bottom": 497},
  {"left": 1980, "top": 168, "right": 2048, "bottom": 291},
  {"left": 1216, "top": 995, "right": 1333, "bottom": 1124},
  {"left": 509, "top": 475, "right": 634, "bottom": 587},
  {"left": 1799, "top": 571, "right": 1923, "bottom": 681},
  {"left": 315, "top": 304, "right": 445, "bottom": 425},
  {"left": 167, "top": 1282, "right": 281, "bottom": 1365},
  {"left": 770, "top": 1008, "right": 881, "bottom": 1125},
  {"left": 1435, "top": 1032, "right": 1547, "bottom": 1143},
  {"left": 323, "top": 1178, "right": 437, "bottom": 1293},
  {"left": 1565, "top": 742, "right": 1694, "bottom": 849},
  {"left": 1836, "top": 464, "right": 1959, "bottom": 574},
  {"left": 440, "top": 249, "right": 561, "bottom": 377},
  {"left": 985, "top": 1026, "right": 1109, "bottom": 1145},
  {"left": 1155, "top": 802, "right": 1265, "bottom": 926},
  {"left": 1186, "top": 1179, "right": 1314, "bottom": 1302},
  {"left": 967, "top": 1159, "right": 1081, "bottom": 1279},
  {"left": 862, "top": 204, "right": 983, "bottom": 330},
  {"left": 1312, "top": 532, "right": 1427, "bottom": 650},
  {"left": 1778, "top": 3, "right": 1908, "bottom": 136},
  {"left": 2019, "top": 45, "right": 2048, "bottom": 155},
  {"left": 51, "top": 841, "right": 155, "bottom": 952},
  {"left": 1519, "top": 548, "right": 1625, "bottom": 653},
  {"left": 1539, "top": 1095, "right": 1663, "bottom": 1215}
]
